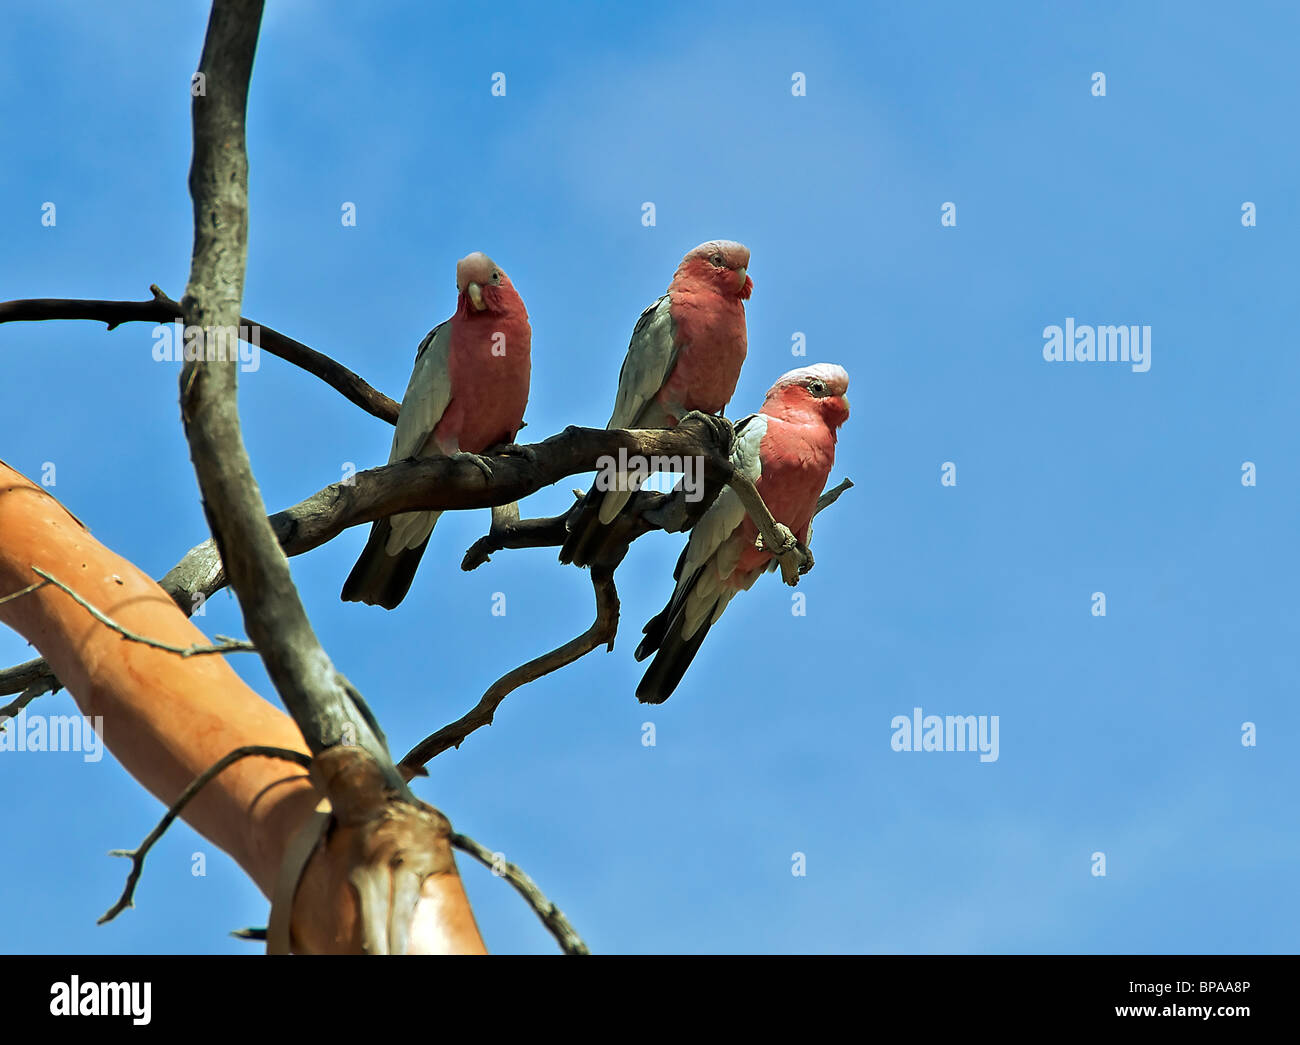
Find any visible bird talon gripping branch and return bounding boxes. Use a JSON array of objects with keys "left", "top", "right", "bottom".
[
  {"left": 488, "top": 441, "right": 538, "bottom": 463},
  {"left": 451, "top": 451, "right": 495, "bottom": 480}
]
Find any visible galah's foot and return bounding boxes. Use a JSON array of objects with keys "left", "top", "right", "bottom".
[
  {"left": 755, "top": 523, "right": 799, "bottom": 556},
  {"left": 756, "top": 523, "right": 807, "bottom": 586},
  {"left": 452, "top": 451, "right": 495, "bottom": 480},
  {"left": 488, "top": 442, "right": 538, "bottom": 464}
]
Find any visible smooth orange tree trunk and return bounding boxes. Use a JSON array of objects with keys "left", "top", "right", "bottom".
[{"left": 0, "top": 459, "right": 485, "bottom": 953}]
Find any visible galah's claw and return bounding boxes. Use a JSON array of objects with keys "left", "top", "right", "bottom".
[
  {"left": 755, "top": 523, "right": 798, "bottom": 556},
  {"left": 489, "top": 442, "right": 538, "bottom": 464},
  {"left": 452, "top": 451, "right": 495, "bottom": 480}
]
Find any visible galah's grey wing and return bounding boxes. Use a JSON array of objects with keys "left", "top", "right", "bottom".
[{"left": 607, "top": 294, "right": 678, "bottom": 430}]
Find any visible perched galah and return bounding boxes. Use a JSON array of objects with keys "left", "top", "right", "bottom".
[
  {"left": 635, "top": 363, "right": 850, "bottom": 704},
  {"left": 341, "top": 252, "right": 531, "bottom": 609},
  {"left": 559, "top": 240, "right": 753, "bottom": 566}
]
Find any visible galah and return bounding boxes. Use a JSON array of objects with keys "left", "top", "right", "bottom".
[
  {"left": 634, "top": 363, "right": 850, "bottom": 704},
  {"left": 341, "top": 252, "right": 531, "bottom": 609},
  {"left": 559, "top": 240, "right": 753, "bottom": 566}
]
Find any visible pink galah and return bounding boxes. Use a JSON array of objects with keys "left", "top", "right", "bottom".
[
  {"left": 560, "top": 240, "right": 753, "bottom": 566},
  {"left": 342, "top": 252, "right": 532, "bottom": 609},
  {"left": 635, "top": 363, "right": 850, "bottom": 704}
]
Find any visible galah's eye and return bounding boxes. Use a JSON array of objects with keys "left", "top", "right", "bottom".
[
  {"left": 808, "top": 378, "right": 827, "bottom": 396},
  {"left": 710, "top": 253, "right": 724, "bottom": 266},
  {"left": 490, "top": 270, "right": 501, "bottom": 283}
]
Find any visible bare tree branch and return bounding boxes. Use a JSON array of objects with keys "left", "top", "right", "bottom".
[
  {"left": 460, "top": 477, "right": 857, "bottom": 573},
  {"left": 451, "top": 832, "right": 590, "bottom": 956},
  {"left": 0, "top": 678, "right": 58, "bottom": 725},
  {"left": 177, "top": 0, "right": 404, "bottom": 790},
  {"left": 0, "top": 658, "right": 56, "bottom": 700},
  {"left": 1, "top": 466, "right": 853, "bottom": 717},
  {"left": 461, "top": 511, "right": 571, "bottom": 571},
  {"left": 0, "top": 417, "right": 731, "bottom": 705},
  {"left": 155, "top": 413, "right": 737, "bottom": 602},
  {"left": 407, "top": 478, "right": 857, "bottom": 756},
  {"left": 28, "top": 567, "right": 255, "bottom": 657},
  {"left": 815, "top": 477, "right": 855, "bottom": 513},
  {"left": 399, "top": 566, "right": 620, "bottom": 769},
  {"left": 162, "top": 0, "right": 501, "bottom": 954},
  {"left": 0, "top": 286, "right": 399, "bottom": 424},
  {"left": 0, "top": 578, "right": 51, "bottom": 606},
  {"left": 99, "top": 745, "right": 313, "bottom": 925},
  {"left": 0, "top": 656, "right": 56, "bottom": 695}
]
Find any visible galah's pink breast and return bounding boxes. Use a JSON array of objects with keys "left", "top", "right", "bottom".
[
  {"left": 658, "top": 284, "right": 747, "bottom": 420},
  {"left": 437, "top": 310, "right": 532, "bottom": 452},
  {"left": 731, "top": 414, "right": 837, "bottom": 577}
]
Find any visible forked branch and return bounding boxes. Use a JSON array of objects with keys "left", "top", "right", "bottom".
[{"left": 399, "top": 567, "right": 620, "bottom": 770}]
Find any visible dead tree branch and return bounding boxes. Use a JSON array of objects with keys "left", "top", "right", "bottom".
[
  {"left": 399, "top": 566, "right": 620, "bottom": 769},
  {"left": 451, "top": 832, "right": 590, "bottom": 956},
  {"left": 29, "top": 568, "right": 255, "bottom": 657},
  {"left": 461, "top": 512, "right": 571, "bottom": 571},
  {"left": 815, "top": 477, "right": 855, "bottom": 513},
  {"left": 0, "top": 682, "right": 55, "bottom": 724},
  {"left": 2, "top": 462, "right": 851, "bottom": 730},
  {"left": 0, "top": 415, "right": 734, "bottom": 703},
  {"left": 461, "top": 477, "right": 856, "bottom": 573},
  {"left": 0, "top": 286, "right": 399, "bottom": 424},
  {"left": 0, "top": 578, "right": 51, "bottom": 606},
  {"left": 177, "top": 0, "right": 402, "bottom": 788}
]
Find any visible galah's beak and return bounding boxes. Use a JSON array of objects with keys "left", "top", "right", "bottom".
[
  {"left": 840, "top": 394, "right": 851, "bottom": 418},
  {"left": 467, "top": 282, "right": 486, "bottom": 311},
  {"left": 735, "top": 266, "right": 747, "bottom": 291}
]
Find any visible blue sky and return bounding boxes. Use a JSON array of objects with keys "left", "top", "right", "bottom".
[{"left": 1, "top": 0, "right": 1297, "bottom": 953}]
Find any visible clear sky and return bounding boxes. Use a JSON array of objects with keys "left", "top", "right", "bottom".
[{"left": 1, "top": 0, "right": 1297, "bottom": 954}]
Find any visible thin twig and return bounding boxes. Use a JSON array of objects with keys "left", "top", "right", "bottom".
[
  {"left": 0, "top": 656, "right": 63, "bottom": 716},
  {"left": 461, "top": 512, "right": 570, "bottom": 571},
  {"left": 0, "top": 289, "right": 399, "bottom": 424},
  {"left": 31, "top": 568, "right": 255, "bottom": 658},
  {"left": 0, "top": 680, "right": 58, "bottom": 727},
  {"left": 408, "top": 480, "right": 854, "bottom": 762},
  {"left": 0, "top": 578, "right": 50, "bottom": 606},
  {"left": 450, "top": 832, "right": 590, "bottom": 956},
  {"left": 400, "top": 567, "right": 619, "bottom": 769},
  {"left": 99, "top": 745, "right": 312, "bottom": 924},
  {"left": 815, "top": 477, "right": 854, "bottom": 514}
]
